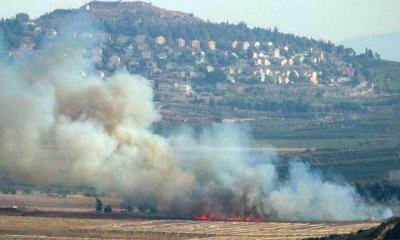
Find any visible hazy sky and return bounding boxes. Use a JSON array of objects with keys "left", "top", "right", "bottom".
[{"left": 0, "top": 0, "right": 399, "bottom": 43}]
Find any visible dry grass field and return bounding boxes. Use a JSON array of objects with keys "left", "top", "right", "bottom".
[
  {"left": 0, "top": 216, "right": 380, "bottom": 240},
  {"left": 0, "top": 193, "right": 380, "bottom": 240},
  {"left": 0, "top": 193, "right": 122, "bottom": 212}
]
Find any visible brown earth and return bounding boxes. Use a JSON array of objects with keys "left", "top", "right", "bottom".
[{"left": 0, "top": 193, "right": 381, "bottom": 240}]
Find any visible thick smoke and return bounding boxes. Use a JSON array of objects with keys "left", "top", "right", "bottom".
[
  {"left": 0, "top": 31, "right": 393, "bottom": 222},
  {"left": 169, "top": 127, "right": 392, "bottom": 221}
]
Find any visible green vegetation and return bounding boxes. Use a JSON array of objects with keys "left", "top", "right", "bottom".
[
  {"left": 355, "top": 180, "right": 400, "bottom": 203},
  {"left": 349, "top": 56, "right": 400, "bottom": 92},
  {"left": 103, "top": 204, "right": 112, "bottom": 213},
  {"left": 96, "top": 198, "right": 103, "bottom": 212},
  {"left": 0, "top": 18, "right": 23, "bottom": 49}
]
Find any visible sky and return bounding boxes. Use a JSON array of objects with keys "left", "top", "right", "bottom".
[{"left": 0, "top": 0, "right": 399, "bottom": 43}]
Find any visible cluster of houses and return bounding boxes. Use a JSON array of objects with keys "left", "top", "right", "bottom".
[
  {"left": 6, "top": 21, "right": 357, "bottom": 101},
  {"left": 113, "top": 35, "right": 354, "bottom": 87}
]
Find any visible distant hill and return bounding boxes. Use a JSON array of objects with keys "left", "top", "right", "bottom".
[
  {"left": 1, "top": 1, "right": 399, "bottom": 179},
  {"left": 33, "top": 1, "right": 336, "bottom": 52},
  {"left": 341, "top": 32, "right": 400, "bottom": 62},
  {"left": 1, "top": 0, "right": 399, "bottom": 95}
]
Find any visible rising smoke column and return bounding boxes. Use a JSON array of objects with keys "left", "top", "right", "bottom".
[
  {"left": 0, "top": 36, "right": 195, "bottom": 213},
  {"left": 0, "top": 29, "right": 393, "bottom": 221}
]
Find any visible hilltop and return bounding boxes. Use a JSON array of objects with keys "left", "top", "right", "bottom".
[
  {"left": 2, "top": 1, "right": 399, "bottom": 94},
  {"left": 82, "top": 1, "right": 201, "bottom": 21},
  {"left": 36, "top": 1, "right": 202, "bottom": 27},
  {"left": 0, "top": 0, "right": 400, "bottom": 220},
  {"left": 2, "top": 1, "right": 398, "bottom": 91},
  {"left": 0, "top": 1, "right": 399, "bottom": 123}
]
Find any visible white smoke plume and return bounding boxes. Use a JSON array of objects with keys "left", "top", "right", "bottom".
[
  {"left": 169, "top": 126, "right": 392, "bottom": 221},
  {"left": 0, "top": 29, "right": 393, "bottom": 221}
]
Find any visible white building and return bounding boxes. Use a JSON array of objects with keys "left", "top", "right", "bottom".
[
  {"left": 284, "top": 46, "right": 289, "bottom": 51},
  {"left": 208, "top": 41, "right": 216, "bottom": 50},
  {"left": 274, "top": 48, "right": 281, "bottom": 58},
  {"left": 310, "top": 72, "right": 319, "bottom": 85},
  {"left": 155, "top": 36, "right": 166, "bottom": 45},
  {"left": 243, "top": 41, "right": 250, "bottom": 50},
  {"left": 192, "top": 40, "right": 201, "bottom": 49},
  {"left": 177, "top": 38, "right": 186, "bottom": 48},
  {"left": 232, "top": 40, "right": 239, "bottom": 49}
]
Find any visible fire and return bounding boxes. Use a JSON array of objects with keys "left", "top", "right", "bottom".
[
  {"left": 195, "top": 214, "right": 217, "bottom": 221},
  {"left": 195, "top": 214, "right": 263, "bottom": 222}
]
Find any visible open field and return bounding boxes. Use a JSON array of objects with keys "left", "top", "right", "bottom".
[
  {"left": 162, "top": 103, "right": 400, "bottom": 182},
  {"left": 0, "top": 193, "right": 121, "bottom": 212},
  {"left": 0, "top": 215, "right": 380, "bottom": 240},
  {"left": 0, "top": 193, "right": 381, "bottom": 240}
]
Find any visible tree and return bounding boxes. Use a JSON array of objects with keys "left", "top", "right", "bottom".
[
  {"left": 0, "top": 18, "right": 23, "bottom": 49},
  {"left": 365, "top": 48, "right": 374, "bottom": 59},
  {"left": 345, "top": 48, "right": 356, "bottom": 56},
  {"left": 15, "top": 13, "right": 29, "bottom": 23},
  {"left": 289, "top": 71, "right": 298, "bottom": 81},
  {"left": 205, "top": 69, "right": 226, "bottom": 83},
  {"left": 209, "top": 97, "right": 216, "bottom": 106},
  {"left": 374, "top": 52, "right": 381, "bottom": 60},
  {"left": 96, "top": 198, "right": 103, "bottom": 212},
  {"left": 104, "top": 205, "right": 113, "bottom": 213}
]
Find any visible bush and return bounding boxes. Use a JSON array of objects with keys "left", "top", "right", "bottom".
[{"left": 104, "top": 205, "right": 112, "bottom": 213}]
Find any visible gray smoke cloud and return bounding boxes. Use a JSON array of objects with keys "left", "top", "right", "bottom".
[
  {"left": 0, "top": 30, "right": 393, "bottom": 222},
  {"left": 168, "top": 126, "right": 392, "bottom": 221}
]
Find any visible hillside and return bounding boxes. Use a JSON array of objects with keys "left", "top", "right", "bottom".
[
  {"left": 346, "top": 56, "right": 400, "bottom": 93},
  {"left": 309, "top": 217, "right": 400, "bottom": 240},
  {"left": 1, "top": 1, "right": 394, "bottom": 93},
  {"left": 0, "top": 1, "right": 399, "bottom": 186}
]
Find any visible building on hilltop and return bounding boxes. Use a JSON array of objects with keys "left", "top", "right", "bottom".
[
  {"left": 192, "top": 40, "right": 201, "bottom": 49},
  {"left": 310, "top": 72, "right": 319, "bottom": 85},
  {"left": 274, "top": 48, "right": 281, "bottom": 58},
  {"left": 208, "top": 41, "right": 216, "bottom": 50},
  {"left": 155, "top": 36, "right": 166, "bottom": 45},
  {"left": 177, "top": 38, "right": 186, "bottom": 48},
  {"left": 232, "top": 40, "right": 239, "bottom": 49},
  {"left": 243, "top": 41, "right": 250, "bottom": 51}
]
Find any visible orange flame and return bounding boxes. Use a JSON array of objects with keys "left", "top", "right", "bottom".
[{"left": 195, "top": 214, "right": 263, "bottom": 222}]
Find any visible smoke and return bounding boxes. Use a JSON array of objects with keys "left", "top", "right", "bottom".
[
  {"left": 0, "top": 31, "right": 4, "bottom": 55},
  {"left": 265, "top": 162, "right": 393, "bottom": 221},
  {"left": 168, "top": 126, "right": 392, "bottom": 221},
  {"left": 0, "top": 29, "right": 393, "bottom": 222}
]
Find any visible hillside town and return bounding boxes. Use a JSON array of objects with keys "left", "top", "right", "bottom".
[{"left": 2, "top": 1, "right": 381, "bottom": 108}]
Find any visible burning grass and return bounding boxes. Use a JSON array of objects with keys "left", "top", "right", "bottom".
[
  {"left": 195, "top": 213, "right": 263, "bottom": 222},
  {"left": 0, "top": 193, "right": 382, "bottom": 239}
]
